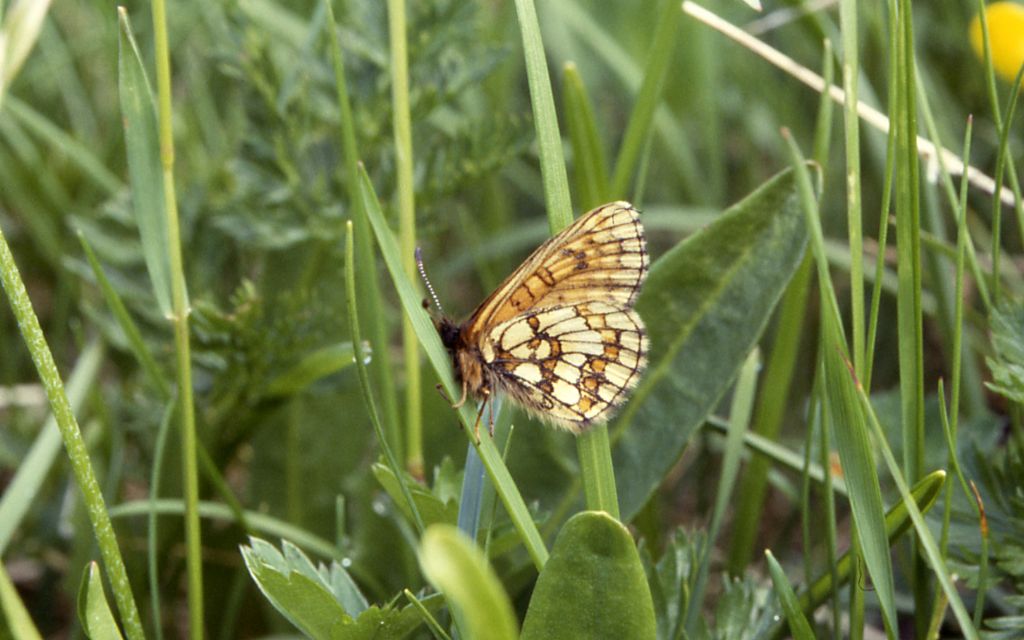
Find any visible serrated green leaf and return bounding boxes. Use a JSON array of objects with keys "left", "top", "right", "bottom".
[
  {"left": 76, "top": 562, "right": 124, "bottom": 640},
  {"left": 242, "top": 538, "right": 354, "bottom": 639},
  {"left": 419, "top": 525, "right": 519, "bottom": 640},
  {"left": 614, "top": 167, "right": 808, "bottom": 520},
  {"left": 243, "top": 536, "right": 425, "bottom": 640},
  {"left": 242, "top": 538, "right": 434, "bottom": 640},
  {"left": 521, "top": 511, "right": 656, "bottom": 640},
  {"left": 117, "top": 9, "right": 173, "bottom": 316}
]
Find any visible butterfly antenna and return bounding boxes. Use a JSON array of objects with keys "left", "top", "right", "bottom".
[{"left": 415, "top": 247, "right": 446, "bottom": 315}]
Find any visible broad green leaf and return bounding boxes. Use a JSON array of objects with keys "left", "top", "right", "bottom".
[
  {"left": 419, "top": 525, "right": 519, "bottom": 640},
  {"left": 521, "top": 511, "right": 656, "bottom": 640},
  {"left": 372, "top": 462, "right": 459, "bottom": 528},
  {"left": 613, "top": 167, "right": 807, "bottom": 520},
  {"left": 242, "top": 536, "right": 425, "bottom": 640},
  {"left": 117, "top": 9, "right": 173, "bottom": 316},
  {"left": 77, "top": 562, "right": 124, "bottom": 640}
]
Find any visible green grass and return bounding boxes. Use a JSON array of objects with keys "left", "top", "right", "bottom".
[{"left": 1, "top": 0, "right": 1023, "bottom": 637}]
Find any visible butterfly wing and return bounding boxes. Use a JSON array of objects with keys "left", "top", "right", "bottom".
[
  {"left": 459, "top": 201, "right": 649, "bottom": 432},
  {"left": 478, "top": 301, "right": 648, "bottom": 432},
  {"left": 463, "top": 201, "right": 648, "bottom": 331}
]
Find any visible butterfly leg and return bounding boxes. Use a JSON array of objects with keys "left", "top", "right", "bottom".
[
  {"left": 451, "top": 379, "right": 469, "bottom": 409},
  {"left": 472, "top": 390, "right": 490, "bottom": 442}
]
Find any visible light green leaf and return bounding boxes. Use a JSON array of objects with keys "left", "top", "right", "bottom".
[
  {"left": 117, "top": 9, "right": 173, "bottom": 316},
  {"left": 419, "top": 525, "right": 519, "bottom": 640},
  {"left": 242, "top": 537, "right": 354, "bottom": 639},
  {"left": 77, "top": 562, "right": 125, "bottom": 640},
  {"left": 521, "top": 511, "right": 656, "bottom": 640},
  {"left": 0, "top": 0, "right": 53, "bottom": 100}
]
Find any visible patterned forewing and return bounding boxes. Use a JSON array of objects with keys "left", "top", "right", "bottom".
[
  {"left": 463, "top": 202, "right": 647, "bottom": 334},
  {"left": 478, "top": 302, "right": 649, "bottom": 432}
]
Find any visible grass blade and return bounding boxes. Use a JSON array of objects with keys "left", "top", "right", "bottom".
[
  {"left": 512, "top": 0, "right": 572, "bottom": 232},
  {"left": 345, "top": 221, "right": 425, "bottom": 535},
  {"left": 609, "top": 0, "right": 679, "bottom": 199},
  {"left": 359, "top": 166, "right": 549, "bottom": 569},
  {"left": 0, "top": 233, "right": 144, "bottom": 639},
  {"left": 783, "top": 133, "right": 898, "bottom": 634}
]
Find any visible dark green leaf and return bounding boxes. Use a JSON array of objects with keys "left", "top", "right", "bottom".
[
  {"left": 521, "top": 511, "right": 656, "bottom": 640},
  {"left": 614, "top": 167, "right": 807, "bottom": 520}
]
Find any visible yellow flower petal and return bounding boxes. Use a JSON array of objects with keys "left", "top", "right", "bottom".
[{"left": 970, "top": 2, "right": 1024, "bottom": 86}]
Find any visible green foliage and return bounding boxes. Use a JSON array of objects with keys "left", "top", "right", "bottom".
[
  {"left": 986, "top": 299, "right": 1024, "bottom": 404},
  {"left": 641, "top": 529, "right": 778, "bottom": 640},
  {"left": 2, "top": 0, "right": 1023, "bottom": 637}
]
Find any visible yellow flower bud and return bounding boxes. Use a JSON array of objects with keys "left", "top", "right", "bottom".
[{"left": 969, "top": 2, "right": 1024, "bottom": 86}]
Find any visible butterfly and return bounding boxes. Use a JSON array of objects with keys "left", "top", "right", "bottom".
[{"left": 423, "top": 201, "right": 649, "bottom": 436}]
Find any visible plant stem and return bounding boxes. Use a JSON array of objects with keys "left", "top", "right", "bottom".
[
  {"left": 387, "top": 0, "right": 423, "bottom": 479},
  {"left": 150, "top": 0, "right": 203, "bottom": 635},
  {"left": 0, "top": 232, "right": 145, "bottom": 640}
]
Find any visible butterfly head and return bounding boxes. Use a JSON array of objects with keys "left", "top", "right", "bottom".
[{"left": 437, "top": 317, "right": 462, "bottom": 351}]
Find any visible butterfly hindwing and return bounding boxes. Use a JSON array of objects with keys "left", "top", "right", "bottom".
[{"left": 479, "top": 301, "right": 648, "bottom": 432}]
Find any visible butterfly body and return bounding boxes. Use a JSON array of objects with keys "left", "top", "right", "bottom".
[{"left": 437, "top": 201, "right": 649, "bottom": 434}]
